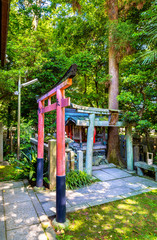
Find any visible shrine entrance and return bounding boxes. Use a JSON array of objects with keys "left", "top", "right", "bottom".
[{"left": 36, "top": 64, "right": 77, "bottom": 223}]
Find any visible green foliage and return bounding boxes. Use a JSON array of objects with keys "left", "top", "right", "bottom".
[
  {"left": 19, "top": 118, "right": 35, "bottom": 150},
  {"left": 0, "top": 0, "right": 157, "bottom": 155},
  {"left": 66, "top": 170, "right": 93, "bottom": 190},
  {"left": 55, "top": 190, "right": 157, "bottom": 240},
  {"left": 0, "top": 165, "right": 22, "bottom": 182},
  {"left": 14, "top": 149, "right": 37, "bottom": 181},
  {"left": 119, "top": 56, "right": 157, "bottom": 134}
]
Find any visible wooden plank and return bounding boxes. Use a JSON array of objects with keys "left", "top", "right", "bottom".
[
  {"left": 71, "top": 103, "right": 122, "bottom": 114},
  {"left": 77, "top": 110, "right": 109, "bottom": 115},
  {"left": 61, "top": 97, "right": 70, "bottom": 108},
  {"left": 76, "top": 120, "right": 89, "bottom": 126},
  {"left": 135, "top": 162, "right": 157, "bottom": 172},
  {"left": 126, "top": 126, "right": 133, "bottom": 171},
  {"left": 71, "top": 103, "right": 109, "bottom": 113},
  {"left": 86, "top": 114, "right": 95, "bottom": 175},
  {"left": 109, "top": 109, "right": 122, "bottom": 113},
  {"left": 41, "top": 98, "right": 70, "bottom": 113},
  {"left": 76, "top": 120, "right": 124, "bottom": 127},
  {"left": 41, "top": 102, "right": 57, "bottom": 113},
  {"left": 37, "top": 78, "right": 72, "bottom": 102},
  {"left": 48, "top": 97, "right": 51, "bottom": 105}
]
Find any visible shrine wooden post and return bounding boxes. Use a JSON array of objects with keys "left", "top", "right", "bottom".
[{"left": 36, "top": 64, "right": 77, "bottom": 223}]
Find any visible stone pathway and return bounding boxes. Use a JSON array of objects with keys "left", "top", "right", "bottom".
[
  {"left": 0, "top": 164, "right": 157, "bottom": 239},
  {"left": 0, "top": 181, "right": 56, "bottom": 240}
]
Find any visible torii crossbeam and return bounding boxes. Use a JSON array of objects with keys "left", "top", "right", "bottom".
[{"left": 36, "top": 64, "right": 77, "bottom": 223}]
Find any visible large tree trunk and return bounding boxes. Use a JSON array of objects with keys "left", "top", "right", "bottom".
[{"left": 107, "top": 0, "right": 121, "bottom": 165}]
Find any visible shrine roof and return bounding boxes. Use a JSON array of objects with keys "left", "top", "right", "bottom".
[
  {"left": 65, "top": 108, "right": 108, "bottom": 125},
  {"left": 65, "top": 108, "right": 88, "bottom": 125}
]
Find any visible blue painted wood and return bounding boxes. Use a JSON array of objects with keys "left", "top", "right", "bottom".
[{"left": 86, "top": 114, "right": 95, "bottom": 175}]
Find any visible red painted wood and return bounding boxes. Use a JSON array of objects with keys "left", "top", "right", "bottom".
[
  {"left": 41, "top": 103, "right": 57, "bottom": 114},
  {"left": 37, "top": 78, "right": 72, "bottom": 102},
  {"left": 93, "top": 127, "right": 96, "bottom": 143},
  {"left": 65, "top": 125, "right": 69, "bottom": 137},
  {"left": 61, "top": 90, "right": 65, "bottom": 176},
  {"left": 61, "top": 97, "right": 70, "bottom": 108},
  {"left": 48, "top": 97, "right": 51, "bottom": 105},
  {"left": 41, "top": 98, "right": 70, "bottom": 114},
  {"left": 37, "top": 101, "right": 44, "bottom": 158},
  {"left": 56, "top": 89, "right": 64, "bottom": 176}
]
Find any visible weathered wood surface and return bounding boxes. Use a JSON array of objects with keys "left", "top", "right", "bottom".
[
  {"left": 71, "top": 103, "right": 109, "bottom": 113},
  {"left": 76, "top": 119, "right": 124, "bottom": 127},
  {"left": 135, "top": 161, "right": 157, "bottom": 181},
  {"left": 30, "top": 138, "right": 71, "bottom": 153},
  {"left": 86, "top": 114, "right": 95, "bottom": 175},
  {"left": 135, "top": 161, "right": 157, "bottom": 172},
  {"left": 48, "top": 139, "right": 56, "bottom": 190},
  {"left": 126, "top": 126, "right": 133, "bottom": 171},
  {"left": 37, "top": 78, "right": 72, "bottom": 102},
  {"left": 71, "top": 103, "right": 122, "bottom": 114}
]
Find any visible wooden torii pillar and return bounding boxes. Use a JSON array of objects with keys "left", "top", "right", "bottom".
[{"left": 36, "top": 64, "right": 77, "bottom": 223}]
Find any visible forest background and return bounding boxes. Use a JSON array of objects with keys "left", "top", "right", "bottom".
[{"left": 0, "top": 0, "right": 156, "bottom": 163}]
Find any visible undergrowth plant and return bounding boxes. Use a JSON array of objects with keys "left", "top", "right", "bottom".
[
  {"left": 15, "top": 149, "right": 37, "bottom": 181},
  {"left": 66, "top": 170, "right": 93, "bottom": 190}
]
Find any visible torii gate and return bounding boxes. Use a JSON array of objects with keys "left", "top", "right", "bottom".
[{"left": 36, "top": 64, "right": 77, "bottom": 223}]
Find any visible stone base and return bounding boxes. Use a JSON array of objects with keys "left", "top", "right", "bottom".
[
  {"left": 0, "top": 161, "right": 9, "bottom": 166},
  {"left": 33, "top": 186, "right": 46, "bottom": 192},
  {"left": 52, "top": 218, "right": 70, "bottom": 230}
]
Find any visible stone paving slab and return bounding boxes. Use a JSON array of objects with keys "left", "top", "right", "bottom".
[
  {"left": 121, "top": 188, "right": 152, "bottom": 199},
  {"left": 41, "top": 200, "right": 71, "bottom": 217},
  {"left": 0, "top": 181, "right": 24, "bottom": 191},
  {"left": 101, "top": 168, "right": 131, "bottom": 178},
  {"left": 92, "top": 163, "right": 116, "bottom": 170},
  {"left": 92, "top": 170, "right": 117, "bottom": 181},
  {"left": 0, "top": 214, "right": 6, "bottom": 240},
  {"left": 5, "top": 201, "right": 39, "bottom": 230},
  {"left": 122, "top": 176, "right": 157, "bottom": 188},
  {"left": 0, "top": 190, "right": 2, "bottom": 202},
  {"left": 67, "top": 185, "right": 133, "bottom": 206},
  {"left": 88, "top": 196, "right": 123, "bottom": 207},
  {"left": 0, "top": 191, "right": 6, "bottom": 240},
  {"left": 3, "top": 187, "right": 30, "bottom": 204},
  {"left": 27, "top": 188, "right": 48, "bottom": 222},
  {"left": 7, "top": 224, "right": 47, "bottom": 240},
  {"left": 36, "top": 191, "right": 56, "bottom": 203},
  {"left": 67, "top": 191, "right": 109, "bottom": 206},
  {"left": 67, "top": 203, "right": 89, "bottom": 213}
]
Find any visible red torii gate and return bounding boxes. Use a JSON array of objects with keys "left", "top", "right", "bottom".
[{"left": 36, "top": 65, "right": 77, "bottom": 223}]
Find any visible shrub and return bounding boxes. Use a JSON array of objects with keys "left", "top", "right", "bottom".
[
  {"left": 14, "top": 150, "right": 37, "bottom": 181},
  {"left": 66, "top": 170, "right": 93, "bottom": 190}
]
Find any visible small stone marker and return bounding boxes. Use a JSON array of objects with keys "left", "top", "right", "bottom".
[
  {"left": 48, "top": 139, "right": 56, "bottom": 190},
  {"left": 70, "top": 151, "right": 75, "bottom": 170},
  {"left": 133, "top": 144, "right": 139, "bottom": 163},
  {"left": 0, "top": 122, "right": 3, "bottom": 163},
  {"left": 147, "top": 152, "right": 153, "bottom": 165},
  {"left": 77, "top": 150, "right": 83, "bottom": 171},
  {"left": 35, "top": 133, "right": 38, "bottom": 140}
]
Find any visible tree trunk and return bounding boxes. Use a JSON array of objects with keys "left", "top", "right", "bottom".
[{"left": 107, "top": 0, "right": 121, "bottom": 165}]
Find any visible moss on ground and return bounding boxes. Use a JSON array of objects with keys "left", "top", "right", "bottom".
[
  {"left": 55, "top": 190, "right": 157, "bottom": 240},
  {"left": 0, "top": 165, "right": 22, "bottom": 181}
]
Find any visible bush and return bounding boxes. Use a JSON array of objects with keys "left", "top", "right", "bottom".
[
  {"left": 66, "top": 170, "right": 93, "bottom": 190},
  {"left": 14, "top": 149, "right": 37, "bottom": 181}
]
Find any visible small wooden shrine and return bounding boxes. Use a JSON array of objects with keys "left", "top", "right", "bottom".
[{"left": 65, "top": 103, "right": 133, "bottom": 175}]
